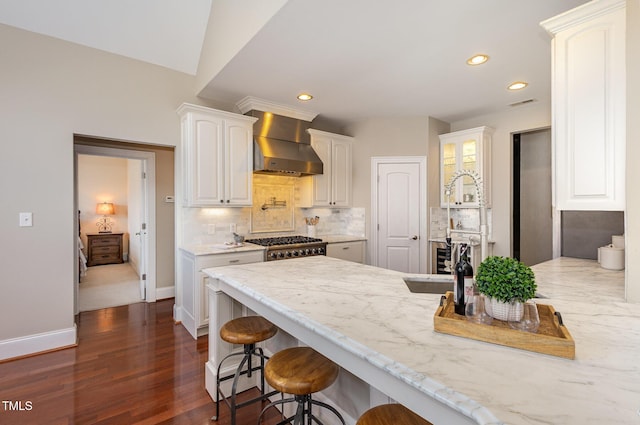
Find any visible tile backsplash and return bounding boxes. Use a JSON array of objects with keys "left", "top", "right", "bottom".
[
  {"left": 429, "top": 207, "right": 492, "bottom": 240},
  {"left": 180, "top": 174, "right": 365, "bottom": 246}
]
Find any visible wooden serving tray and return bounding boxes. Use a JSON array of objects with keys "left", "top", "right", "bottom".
[{"left": 434, "top": 292, "right": 575, "bottom": 359}]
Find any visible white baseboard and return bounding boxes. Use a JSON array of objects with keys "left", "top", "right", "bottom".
[
  {"left": 0, "top": 325, "right": 77, "bottom": 361},
  {"left": 156, "top": 285, "right": 175, "bottom": 300}
]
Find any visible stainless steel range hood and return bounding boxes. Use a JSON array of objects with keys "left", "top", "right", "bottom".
[{"left": 247, "top": 110, "right": 323, "bottom": 176}]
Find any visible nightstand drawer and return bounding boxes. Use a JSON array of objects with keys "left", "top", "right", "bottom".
[
  {"left": 90, "top": 235, "right": 122, "bottom": 246},
  {"left": 86, "top": 233, "right": 124, "bottom": 267},
  {"left": 92, "top": 245, "right": 120, "bottom": 255},
  {"left": 91, "top": 253, "right": 121, "bottom": 265}
]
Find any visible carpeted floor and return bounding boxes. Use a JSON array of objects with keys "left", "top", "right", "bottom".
[{"left": 79, "top": 263, "right": 142, "bottom": 312}]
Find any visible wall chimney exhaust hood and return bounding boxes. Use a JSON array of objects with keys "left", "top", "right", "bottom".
[{"left": 246, "top": 109, "right": 323, "bottom": 177}]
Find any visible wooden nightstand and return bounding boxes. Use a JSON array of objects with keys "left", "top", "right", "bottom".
[{"left": 86, "top": 233, "right": 124, "bottom": 266}]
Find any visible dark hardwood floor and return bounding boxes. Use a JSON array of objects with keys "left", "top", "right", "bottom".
[{"left": 0, "top": 300, "right": 280, "bottom": 425}]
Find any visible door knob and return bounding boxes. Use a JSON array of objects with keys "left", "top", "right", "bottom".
[{"left": 411, "top": 235, "right": 419, "bottom": 240}]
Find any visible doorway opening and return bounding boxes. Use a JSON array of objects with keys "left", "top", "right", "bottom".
[
  {"left": 73, "top": 138, "right": 158, "bottom": 314},
  {"left": 512, "top": 128, "right": 553, "bottom": 266}
]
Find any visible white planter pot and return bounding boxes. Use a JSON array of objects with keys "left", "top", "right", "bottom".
[{"left": 484, "top": 297, "right": 523, "bottom": 322}]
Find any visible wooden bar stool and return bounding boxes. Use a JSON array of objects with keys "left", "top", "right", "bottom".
[
  {"left": 212, "top": 316, "right": 279, "bottom": 425},
  {"left": 257, "top": 346, "right": 346, "bottom": 425},
  {"left": 357, "top": 404, "right": 433, "bottom": 425}
]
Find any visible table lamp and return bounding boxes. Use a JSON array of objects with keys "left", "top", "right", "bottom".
[{"left": 96, "top": 202, "right": 115, "bottom": 233}]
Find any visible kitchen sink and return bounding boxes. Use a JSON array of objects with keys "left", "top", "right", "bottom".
[
  {"left": 403, "top": 276, "right": 454, "bottom": 294},
  {"left": 403, "top": 275, "right": 548, "bottom": 299}
]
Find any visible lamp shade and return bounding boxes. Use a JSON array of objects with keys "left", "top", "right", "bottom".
[{"left": 96, "top": 202, "right": 115, "bottom": 215}]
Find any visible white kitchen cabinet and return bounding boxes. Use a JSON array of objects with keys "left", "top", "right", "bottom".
[
  {"left": 326, "top": 240, "right": 365, "bottom": 263},
  {"left": 439, "top": 126, "right": 493, "bottom": 208},
  {"left": 177, "top": 103, "right": 257, "bottom": 207},
  {"left": 299, "top": 129, "right": 353, "bottom": 208},
  {"left": 178, "top": 249, "right": 264, "bottom": 339},
  {"left": 541, "top": 0, "right": 626, "bottom": 210}
]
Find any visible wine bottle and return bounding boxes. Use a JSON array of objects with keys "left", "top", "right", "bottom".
[{"left": 454, "top": 245, "right": 474, "bottom": 315}]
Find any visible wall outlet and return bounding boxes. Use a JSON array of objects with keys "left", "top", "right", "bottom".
[
  {"left": 230, "top": 223, "right": 237, "bottom": 233},
  {"left": 19, "top": 212, "right": 33, "bottom": 227},
  {"left": 207, "top": 224, "right": 216, "bottom": 234}
]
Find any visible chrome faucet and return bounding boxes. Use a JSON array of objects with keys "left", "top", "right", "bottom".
[{"left": 444, "top": 169, "right": 488, "bottom": 270}]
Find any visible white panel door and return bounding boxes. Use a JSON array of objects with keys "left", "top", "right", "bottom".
[
  {"left": 331, "top": 138, "right": 352, "bottom": 207},
  {"left": 376, "top": 162, "right": 421, "bottom": 273},
  {"left": 192, "top": 113, "right": 224, "bottom": 205},
  {"left": 310, "top": 136, "right": 332, "bottom": 206},
  {"left": 225, "top": 117, "right": 253, "bottom": 205}
]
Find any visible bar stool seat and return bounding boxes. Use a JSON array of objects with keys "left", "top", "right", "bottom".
[
  {"left": 212, "top": 316, "right": 278, "bottom": 425},
  {"left": 258, "top": 347, "right": 345, "bottom": 425},
  {"left": 357, "top": 404, "right": 433, "bottom": 425}
]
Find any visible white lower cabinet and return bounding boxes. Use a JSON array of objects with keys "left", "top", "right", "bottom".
[
  {"left": 326, "top": 241, "right": 365, "bottom": 263},
  {"left": 179, "top": 249, "right": 264, "bottom": 339}
]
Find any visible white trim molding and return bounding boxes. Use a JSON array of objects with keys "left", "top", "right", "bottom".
[
  {"left": 0, "top": 325, "right": 77, "bottom": 361},
  {"left": 156, "top": 285, "right": 175, "bottom": 300},
  {"left": 235, "top": 96, "right": 318, "bottom": 121}
]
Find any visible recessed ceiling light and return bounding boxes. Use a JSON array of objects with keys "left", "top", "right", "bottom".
[
  {"left": 297, "top": 93, "right": 313, "bottom": 101},
  {"left": 466, "top": 54, "right": 489, "bottom": 66},
  {"left": 508, "top": 81, "right": 528, "bottom": 90}
]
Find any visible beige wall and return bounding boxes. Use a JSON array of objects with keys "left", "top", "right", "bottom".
[
  {"left": 626, "top": 0, "right": 640, "bottom": 302},
  {"left": 344, "top": 117, "right": 430, "bottom": 262},
  {"left": 0, "top": 23, "right": 212, "bottom": 344}
]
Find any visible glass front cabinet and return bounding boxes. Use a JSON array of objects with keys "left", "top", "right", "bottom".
[{"left": 439, "top": 126, "right": 493, "bottom": 208}]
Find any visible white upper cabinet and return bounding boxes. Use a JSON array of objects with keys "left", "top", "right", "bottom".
[
  {"left": 299, "top": 129, "right": 353, "bottom": 208},
  {"left": 177, "top": 104, "right": 257, "bottom": 207},
  {"left": 439, "top": 126, "right": 493, "bottom": 208},
  {"left": 541, "top": 0, "right": 626, "bottom": 211}
]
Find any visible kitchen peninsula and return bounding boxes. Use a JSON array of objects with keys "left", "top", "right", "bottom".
[{"left": 204, "top": 257, "right": 639, "bottom": 425}]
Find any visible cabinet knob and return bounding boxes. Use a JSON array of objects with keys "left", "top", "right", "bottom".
[
  {"left": 226, "top": 200, "right": 230, "bottom": 203},
  {"left": 220, "top": 200, "right": 224, "bottom": 203},
  {"left": 410, "top": 235, "right": 419, "bottom": 240}
]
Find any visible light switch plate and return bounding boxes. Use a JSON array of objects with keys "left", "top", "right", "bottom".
[{"left": 19, "top": 212, "right": 33, "bottom": 227}]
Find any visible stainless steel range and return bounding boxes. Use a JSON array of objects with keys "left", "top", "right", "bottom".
[{"left": 245, "top": 236, "right": 327, "bottom": 261}]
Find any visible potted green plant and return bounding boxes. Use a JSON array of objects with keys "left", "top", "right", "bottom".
[{"left": 474, "top": 256, "right": 537, "bottom": 321}]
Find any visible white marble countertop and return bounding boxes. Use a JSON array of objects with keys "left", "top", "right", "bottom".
[
  {"left": 179, "top": 243, "right": 265, "bottom": 256},
  {"left": 181, "top": 235, "right": 365, "bottom": 255},
  {"left": 321, "top": 235, "right": 367, "bottom": 243},
  {"left": 204, "top": 256, "right": 640, "bottom": 424}
]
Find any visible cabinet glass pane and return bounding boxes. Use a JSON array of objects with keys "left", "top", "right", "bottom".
[
  {"left": 442, "top": 142, "right": 457, "bottom": 204},
  {"left": 462, "top": 139, "right": 477, "bottom": 170},
  {"left": 442, "top": 143, "right": 456, "bottom": 166},
  {"left": 462, "top": 139, "right": 477, "bottom": 203}
]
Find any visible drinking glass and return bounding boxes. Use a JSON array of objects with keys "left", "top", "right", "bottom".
[
  {"left": 508, "top": 300, "right": 540, "bottom": 333},
  {"left": 465, "top": 294, "right": 493, "bottom": 325}
]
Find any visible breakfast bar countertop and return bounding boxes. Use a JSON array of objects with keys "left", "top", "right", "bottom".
[{"left": 204, "top": 256, "right": 640, "bottom": 425}]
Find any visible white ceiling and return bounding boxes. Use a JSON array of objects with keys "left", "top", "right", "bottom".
[
  {"left": 0, "top": 0, "right": 590, "bottom": 126},
  {"left": 0, "top": 0, "right": 212, "bottom": 74}
]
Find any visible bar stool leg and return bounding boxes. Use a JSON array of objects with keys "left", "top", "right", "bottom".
[
  {"left": 212, "top": 350, "right": 246, "bottom": 421},
  {"left": 257, "top": 397, "right": 297, "bottom": 425},
  {"left": 213, "top": 344, "right": 280, "bottom": 425},
  {"left": 310, "top": 399, "right": 346, "bottom": 425}
]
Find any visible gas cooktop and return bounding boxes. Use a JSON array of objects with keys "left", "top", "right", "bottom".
[{"left": 245, "top": 236, "right": 323, "bottom": 247}]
